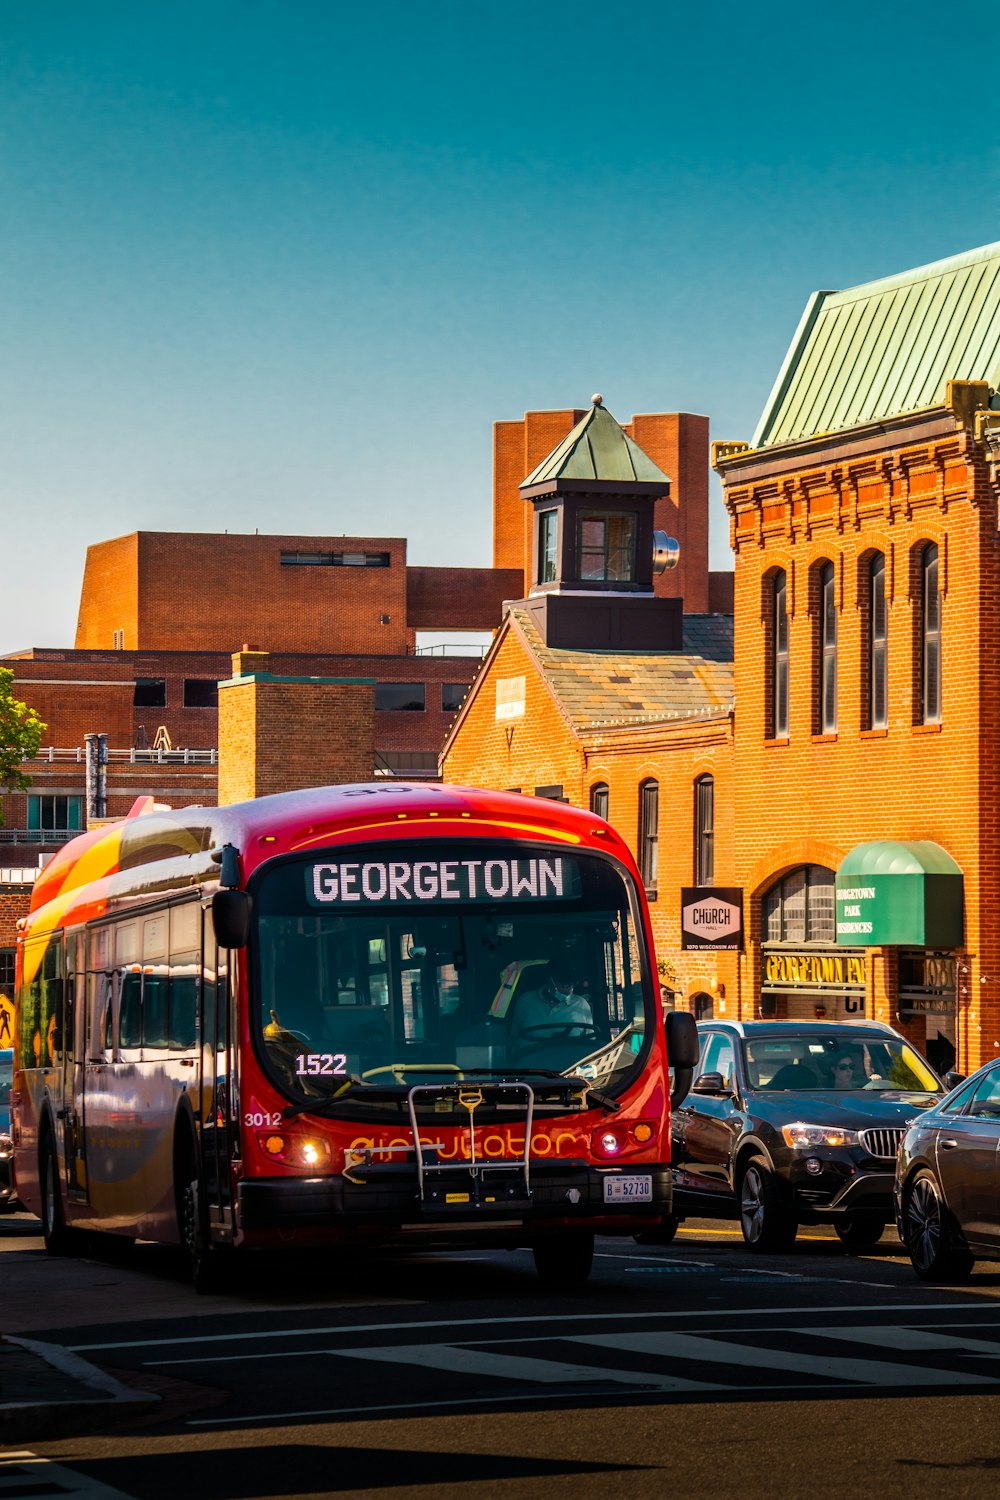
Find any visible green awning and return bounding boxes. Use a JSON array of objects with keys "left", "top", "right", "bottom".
[{"left": 835, "top": 841, "right": 963, "bottom": 948}]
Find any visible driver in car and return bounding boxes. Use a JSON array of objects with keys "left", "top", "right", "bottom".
[{"left": 512, "top": 961, "right": 593, "bottom": 1036}]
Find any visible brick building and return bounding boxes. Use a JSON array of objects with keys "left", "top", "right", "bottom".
[
  {"left": 443, "top": 397, "right": 736, "bottom": 1011},
  {"left": 711, "top": 240, "right": 1000, "bottom": 1075},
  {"left": 446, "top": 248, "right": 1000, "bottom": 1078},
  {"left": 2, "top": 404, "right": 716, "bottom": 979}
]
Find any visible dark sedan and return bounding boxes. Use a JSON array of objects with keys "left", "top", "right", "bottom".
[
  {"left": 669, "top": 1020, "right": 945, "bottom": 1252},
  {"left": 896, "top": 1058, "right": 1000, "bottom": 1280}
]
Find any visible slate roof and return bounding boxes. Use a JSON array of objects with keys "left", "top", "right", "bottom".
[
  {"left": 509, "top": 605, "right": 733, "bottom": 732},
  {"left": 521, "top": 398, "right": 670, "bottom": 489},
  {"left": 753, "top": 240, "right": 1000, "bottom": 449}
]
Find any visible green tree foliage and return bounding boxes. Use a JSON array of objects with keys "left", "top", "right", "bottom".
[{"left": 0, "top": 668, "right": 45, "bottom": 826}]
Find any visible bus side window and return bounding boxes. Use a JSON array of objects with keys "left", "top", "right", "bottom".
[
  {"left": 170, "top": 974, "right": 198, "bottom": 1050},
  {"left": 142, "top": 971, "right": 169, "bottom": 1052},
  {"left": 118, "top": 971, "right": 142, "bottom": 1051}
]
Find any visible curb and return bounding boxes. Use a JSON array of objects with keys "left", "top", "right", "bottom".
[{"left": 0, "top": 1337, "right": 160, "bottom": 1444}]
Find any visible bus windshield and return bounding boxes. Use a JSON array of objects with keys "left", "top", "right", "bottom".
[{"left": 252, "top": 841, "right": 651, "bottom": 1107}]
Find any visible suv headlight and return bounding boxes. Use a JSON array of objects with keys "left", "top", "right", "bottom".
[{"left": 781, "top": 1122, "right": 859, "bottom": 1149}]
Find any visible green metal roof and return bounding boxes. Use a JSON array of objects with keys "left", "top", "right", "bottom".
[
  {"left": 753, "top": 241, "right": 1000, "bottom": 449},
  {"left": 836, "top": 840, "right": 962, "bottom": 879},
  {"left": 835, "top": 840, "right": 963, "bottom": 948},
  {"left": 521, "top": 397, "right": 670, "bottom": 489}
]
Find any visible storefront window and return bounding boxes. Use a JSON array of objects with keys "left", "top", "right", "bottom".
[{"left": 764, "top": 866, "right": 835, "bottom": 944}]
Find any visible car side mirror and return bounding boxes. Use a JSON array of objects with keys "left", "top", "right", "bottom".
[
  {"left": 665, "top": 1010, "right": 699, "bottom": 1110},
  {"left": 212, "top": 889, "right": 252, "bottom": 950},
  {"left": 691, "top": 1070, "right": 730, "bottom": 1096},
  {"left": 944, "top": 1070, "right": 966, "bottom": 1090}
]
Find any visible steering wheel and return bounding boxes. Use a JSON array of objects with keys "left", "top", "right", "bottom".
[{"left": 513, "top": 1023, "right": 601, "bottom": 1060}]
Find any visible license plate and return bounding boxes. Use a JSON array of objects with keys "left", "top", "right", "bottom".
[{"left": 603, "top": 1175, "right": 653, "bottom": 1203}]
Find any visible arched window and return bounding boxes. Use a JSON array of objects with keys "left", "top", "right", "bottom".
[
  {"left": 639, "top": 779, "right": 659, "bottom": 891},
  {"left": 695, "top": 775, "right": 714, "bottom": 886},
  {"left": 772, "top": 570, "right": 788, "bottom": 738},
  {"left": 819, "top": 561, "right": 837, "bottom": 734},
  {"left": 763, "top": 865, "right": 836, "bottom": 944},
  {"left": 869, "top": 552, "right": 887, "bottom": 729},
  {"left": 921, "top": 543, "right": 941, "bottom": 724},
  {"left": 590, "top": 782, "right": 609, "bottom": 821}
]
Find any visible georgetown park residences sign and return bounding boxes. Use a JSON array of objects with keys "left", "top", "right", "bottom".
[{"left": 835, "top": 841, "right": 964, "bottom": 949}]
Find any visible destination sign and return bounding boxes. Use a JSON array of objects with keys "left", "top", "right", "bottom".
[{"left": 306, "top": 855, "right": 581, "bottom": 907}]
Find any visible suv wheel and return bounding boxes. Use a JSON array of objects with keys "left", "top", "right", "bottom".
[
  {"left": 904, "top": 1169, "right": 974, "bottom": 1282},
  {"left": 739, "top": 1155, "right": 798, "bottom": 1253},
  {"left": 834, "top": 1216, "right": 887, "bottom": 1254}
]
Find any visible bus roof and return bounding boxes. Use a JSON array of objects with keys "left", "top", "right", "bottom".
[{"left": 24, "top": 783, "right": 637, "bottom": 939}]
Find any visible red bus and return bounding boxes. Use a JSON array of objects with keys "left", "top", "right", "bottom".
[{"left": 12, "top": 782, "right": 698, "bottom": 1289}]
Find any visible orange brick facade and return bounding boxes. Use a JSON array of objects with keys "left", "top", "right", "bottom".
[
  {"left": 714, "top": 395, "right": 1000, "bottom": 1073},
  {"left": 217, "top": 655, "right": 376, "bottom": 804}
]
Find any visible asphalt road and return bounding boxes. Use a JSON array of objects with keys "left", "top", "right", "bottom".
[{"left": 4, "top": 1210, "right": 1000, "bottom": 1499}]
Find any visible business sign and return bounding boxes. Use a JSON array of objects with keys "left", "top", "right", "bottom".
[
  {"left": 762, "top": 947, "right": 866, "bottom": 994},
  {"left": 306, "top": 854, "right": 581, "bottom": 908},
  {"left": 681, "top": 887, "right": 743, "bottom": 951}
]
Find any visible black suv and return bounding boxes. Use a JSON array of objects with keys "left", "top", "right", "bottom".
[{"left": 670, "top": 1021, "right": 946, "bottom": 1252}]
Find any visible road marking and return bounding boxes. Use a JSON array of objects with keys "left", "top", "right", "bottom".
[
  {"left": 69, "top": 1300, "right": 988, "bottom": 1354},
  {"left": 336, "top": 1342, "right": 722, "bottom": 1391},
  {"left": 0, "top": 1452, "right": 137, "bottom": 1499},
  {"left": 805, "top": 1324, "right": 1000, "bottom": 1357},
  {"left": 571, "top": 1330, "right": 997, "bottom": 1388}
]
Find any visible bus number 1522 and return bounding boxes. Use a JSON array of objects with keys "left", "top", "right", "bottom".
[{"left": 295, "top": 1053, "right": 348, "bottom": 1076}]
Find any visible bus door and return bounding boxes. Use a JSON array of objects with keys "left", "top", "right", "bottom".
[
  {"left": 199, "top": 917, "right": 236, "bottom": 1244},
  {"left": 81, "top": 926, "right": 114, "bottom": 1207},
  {"left": 63, "top": 930, "right": 89, "bottom": 1203}
]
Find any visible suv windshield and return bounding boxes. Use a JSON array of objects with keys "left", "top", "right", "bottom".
[
  {"left": 252, "top": 841, "right": 651, "bottom": 1109},
  {"left": 745, "top": 1033, "right": 941, "bottom": 1094}
]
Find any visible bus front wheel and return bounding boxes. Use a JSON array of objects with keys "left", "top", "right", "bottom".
[
  {"left": 532, "top": 1230, "right": 594, "bottom": 1285},
  {"left": 39, "top": 1132, "right": 75, "bottom": 1257}
]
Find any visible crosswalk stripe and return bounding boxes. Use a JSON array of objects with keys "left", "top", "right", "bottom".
[
  {"left": 569, "top": 1330, "right": 999, "bottom": 1387},
  {"left": 336, "top": 1343, "right": 723, "bottom": 1392},
  {"left": 0, "top": 1453, "right": 137, "bottom": 1500},
  {"left": 804, "top": 1325, "right": 1000, "bottom": 1358}
]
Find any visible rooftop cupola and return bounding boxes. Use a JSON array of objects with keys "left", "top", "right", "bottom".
[{"left": 518, "top": 395, "right": 682, "bottom": 649}]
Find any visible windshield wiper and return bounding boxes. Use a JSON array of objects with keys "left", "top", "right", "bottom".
[{"left": 282, "top": 1075, "right": 384, "bottom": 1118}]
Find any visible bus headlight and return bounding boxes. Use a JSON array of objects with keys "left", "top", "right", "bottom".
[{"left": 254, "top": 1130, "right": 331, "bottom": 1169}]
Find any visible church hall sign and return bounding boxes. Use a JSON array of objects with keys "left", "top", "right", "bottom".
[{"left": 762, "top": 947, "right": 866, "bottom": 994}]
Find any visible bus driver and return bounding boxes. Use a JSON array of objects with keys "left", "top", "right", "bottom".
[{"left": 512, "top": 960, "right": 593, "bottom": 1037}]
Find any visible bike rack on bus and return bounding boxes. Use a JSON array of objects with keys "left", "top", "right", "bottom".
[{"left": 406, "top": 1080, "right": 535, "bottom": 1214}]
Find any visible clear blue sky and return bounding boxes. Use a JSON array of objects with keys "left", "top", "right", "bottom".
[{"left": 3, "top": 0, "right": 999, "bottom": 651}]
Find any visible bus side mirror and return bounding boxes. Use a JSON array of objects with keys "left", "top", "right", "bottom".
[
  {"left": 212, "top": 890, "right": 252, "bottom": 950},
  {"left": 665, "top": 1009, "right": 699, "bottom": 1110}
]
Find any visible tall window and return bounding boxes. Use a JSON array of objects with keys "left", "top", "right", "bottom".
[
  {"left": 538, "top": 510, "right": 558, "bottom": 584},
  {"left": 820, "top": 561, "right": 837, "bottom": 733},
  {"left": 27, "top": 795, "right": 83, "bottom": 833},
  {"left": 921, "top": 543, "right": 941, "bottom": 724},
  {"left": 869, "top": 553, "right": 887, "bottom": 729},
  {"left": 639, "top": 780, "right": 659, "bottom": 890},
  {"left": 695, "top": 775, "right": 714, "bottom": 886},
  {"left": 763, "top": 866, "right": 836, "bottom": 944},
  {"left": 772, "top": 570, "right": 789, "bottom": 738},
  {"left": 590, "top": 782, "right": 609, "bottom": 821},
  {"left": 578, "top": 512, "right": 636, "bottom": 582}
]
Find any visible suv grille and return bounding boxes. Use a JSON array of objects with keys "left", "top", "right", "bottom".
[{"left": 859, "top": 1127, "right": 904, "bottom": 1160}]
